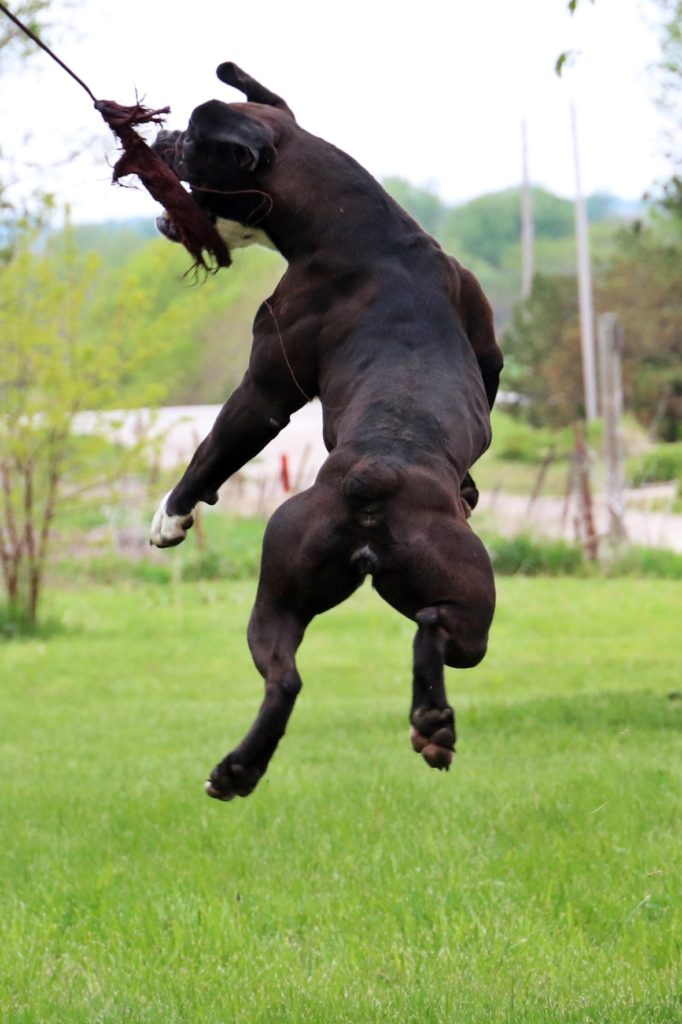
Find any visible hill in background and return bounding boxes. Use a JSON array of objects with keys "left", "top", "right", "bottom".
[{"left": 71, "top": 183, "right": 640, "bottom": 406}]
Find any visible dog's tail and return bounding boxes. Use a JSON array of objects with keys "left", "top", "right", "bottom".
[
  {"left": 342, "top": 456, "right": 401, "bottom": 504},
  {"left": 342, "top": 457, "right": 401, "bottom": 532}
]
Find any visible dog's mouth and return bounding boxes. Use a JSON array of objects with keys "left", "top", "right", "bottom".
[
  {"left": 152, "top": 127, "right": 191, "bottom": 243},
  {"left": 152, "top": 127, "right": 230, "bottom": 257},
  {"left": 150, "top": 122, "right": 274, "bottom": 261}
]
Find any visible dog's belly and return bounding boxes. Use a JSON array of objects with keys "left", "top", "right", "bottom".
[{"left": 215, "top": 217, "right": 276, "bottom": 252}]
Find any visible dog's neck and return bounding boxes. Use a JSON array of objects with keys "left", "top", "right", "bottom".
[
  {"left": 197, "top": 128, "right": 428, "bottom": 266},
  {"left": 262, "top": 165, "right": 421, "bottom": 264}
]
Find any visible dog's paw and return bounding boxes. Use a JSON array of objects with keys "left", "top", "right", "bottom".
[
  {"left": 205, "top": 757, "right": 263, "bottom": 802},
  {"left": 410, "top": 706, "right": 456, "bottom": 771},
  {"left": 149, "top": 492, "right": 194, "bottom": 548}
]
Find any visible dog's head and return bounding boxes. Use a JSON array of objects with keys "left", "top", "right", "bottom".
[{"left": 153, "top": 63, "right": 294, "bottom": 248}]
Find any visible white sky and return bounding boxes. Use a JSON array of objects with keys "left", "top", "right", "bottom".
[{"left": 0, "top": 0, "right": 672, "bottom": 222}]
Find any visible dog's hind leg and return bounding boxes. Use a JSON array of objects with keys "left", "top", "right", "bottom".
[
  {"left": 205, "top": 485, "right": 361, "bottom": 801},
  {"left": 373, "top": 513, "right": 495, "bottom": 771},
  {"left": 205, "top": 603, "right": 308, "bottom": 801},
  {"left": 409, "top": 607, "right": 457, "bottom": 771}
]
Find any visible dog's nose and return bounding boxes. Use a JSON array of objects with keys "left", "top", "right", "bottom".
[
  {"left": 152, "top": 128, "right": 179, "bottom": 153},
  {"left": 152, "top": 129, "right": 185, "bottom": 174}
]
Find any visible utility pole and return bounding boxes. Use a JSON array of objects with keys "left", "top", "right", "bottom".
[
  {"left": 521, "top": 118, "right": 534, "bottom": 300},
  {"left": 571, "top": 104, "right": 598, "bottom": 423}
]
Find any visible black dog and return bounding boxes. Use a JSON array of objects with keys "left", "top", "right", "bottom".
[{"left": 150, "top": 63, "right": 503, "bottom": 800}]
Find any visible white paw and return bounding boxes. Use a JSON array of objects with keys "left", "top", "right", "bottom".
[{"left": 149, "top": 492, "right": 195, "bottom": 548}]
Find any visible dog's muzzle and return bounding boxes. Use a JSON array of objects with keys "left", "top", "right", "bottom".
[
  {"left": 153, "top": 129, "right": 190, "bottom": 243},
  {"left": 152, "top": 128, "right": 186, "bottom": 178}
]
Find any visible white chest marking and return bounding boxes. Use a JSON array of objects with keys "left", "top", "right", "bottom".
[{"left": 215, "top": 218, "right": 276, "bottom": 252}]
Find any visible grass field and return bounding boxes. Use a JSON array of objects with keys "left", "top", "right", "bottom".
[{"left": 1, "top": 576, "right": 681, "bottom": 1023}]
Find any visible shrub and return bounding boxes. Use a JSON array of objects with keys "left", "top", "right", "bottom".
[
  {"left": 486, "top": 534, "right": 585, "bottom": 576},
  {"left": 490, "top": 412, "right": 572, "bottom": 464},
  {"left": 627, "top": 443, "right": 682, "bottom": 485},
  {"left": 486, "top": 533, "right": 682, "bottom": 579},
  {"left": 604, "top": 545, "right": 682, "bottom": 580}
]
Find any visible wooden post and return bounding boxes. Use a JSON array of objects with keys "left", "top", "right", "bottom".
[
  {"left": 573, "top": 421, "right": 599, "bottom": 561},
  {"left": 598, "top": 313, "right": 627, "bottom": 543},
  {"left": 526, "top": 446, "right": 555, "bottom": 517}
]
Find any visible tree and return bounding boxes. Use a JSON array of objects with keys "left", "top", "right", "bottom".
[
  {"left": 0, "top": 1, "right": 50, "bottom": 58},
  {"left": 503, "top": 273, "right": 584, "bottom": 426},
  {"left": 0, "top": 1, "right": 56, "bottom": 260},
  {"left": 0, "top": 217, "right": 165, "bottom": 628},
  {"left": 654, "top": 1, "right": 682, "bottom": 212},
  {"left": 509, "top": 0, "right": 682, "bottom": 437},
  {"left": 382, "top": 177, "right": 450, "bottom": 238},
  {"left": 599, "top": 221, "right": 682, "bottom": 439}
]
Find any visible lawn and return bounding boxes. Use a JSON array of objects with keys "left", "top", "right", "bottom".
[{"left": 1, "top": 576, "right": 680, "bottom": 1023}]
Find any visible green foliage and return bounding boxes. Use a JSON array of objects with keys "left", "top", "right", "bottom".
[
  {"left": 70, "top": 218, "right": 158, "bottom": 268},
  {"left": 503, "top": 214, "right": 682, "bottom": 437},
  {"left": 604, "top": 544, "right": 682, "bottom": 579},
  {"left": 598, "top": 221, "right": 682, "bottom": 440},
  {"left": 654, "top": 1, "right": 682, "bottom": 213},
  {"left": 502, "top": 0, "right": 682, "bottom": 437},
  {"left": 485, "top": 532, "right": 682, "bottom": 579},
  {"left": 489, "top": 411, "right": 573, "bottom": 463},
  {"left": 382, "top": 177, "right": 449, "bottom": 236},
  {"left": 381, "top": 179, "right": 627, "bottom": 331},
  {"left": 486, "top": 533, "right": 586, "bottom": 576},
  {"left": 0, "top": 2, "right": 58, "bottom": 261},
  {"left": 0, "top": 1, "right": 50, "bottom": 59},
  {"left": 503, "top": 272, "right": 584, "bottom": 426},
  {"left": 57, "top": 182, "right": 630, "bottom": 412},
  {"left": 82, "top": 234, "right": 284, "bottom": 405},
  {"left": 54, "top": 515, "right": 266, "bottom": 587},
  {"left": 0, "top": 601, "right": 63, "bottom": 639},
  {"left": 627, "top": 442, "right": 682, "bottom": 484},
  {"left": 0, "top": 217, "right": 167, "bottom": 624},
  {"left": 441, "top": 188, "right": 576, "bottom": 270}
]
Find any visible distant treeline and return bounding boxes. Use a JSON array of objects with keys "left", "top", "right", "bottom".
[{"left": 67, "top": 180, "right": 637, "bottom": 401}]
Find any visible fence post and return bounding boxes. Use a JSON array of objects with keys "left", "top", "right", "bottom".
[
  {"left": 598, "top": 313, "right": 627, "bottom": 543},
  {"left": 573, "top": 422, "right": 599, "bottom": 561}
]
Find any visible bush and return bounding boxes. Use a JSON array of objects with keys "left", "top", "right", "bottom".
[
  {"left": 627, "top": 443, "right": 682, "bottom": 485},
  {"left": 486, "top": 533, "right": 682, "bottom": 579},
  {"left": 53, "top": 516, "right": 266, "bottom": 588},
  {"left": 486, "top": 534, "right": 585, "bottom": 576},
  {"left": 0, "top": 605, "right": 65, "bottom": 640},
  {"left": 604, "top": 545, "right": 682, "bottom": 580},
  {"left": 490, "top": 411, "right": 572, "bottom": 464}
]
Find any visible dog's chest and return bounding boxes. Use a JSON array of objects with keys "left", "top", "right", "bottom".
[{"left": 215, "top": 217, "right": 276, "bottom": 252}]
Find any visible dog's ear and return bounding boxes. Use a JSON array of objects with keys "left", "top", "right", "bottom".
[
  {"left": 216, "top": 62, "right": 296, "bottom": 120},
  {"left": 189, "top": 100, "right": 276, "bottom": 171}
]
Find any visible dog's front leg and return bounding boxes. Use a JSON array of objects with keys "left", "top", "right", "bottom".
[{"left": 150, "top": 373, "right": 303, "bottom": 547}]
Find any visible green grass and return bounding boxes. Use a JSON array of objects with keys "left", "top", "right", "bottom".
[{"left": 1, "top": 578, "right": 681, "bottom": 1023}]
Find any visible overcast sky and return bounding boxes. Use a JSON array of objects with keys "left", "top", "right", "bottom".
[{"left": 0, "top": 0, "right": 671, "bottom": 223}]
